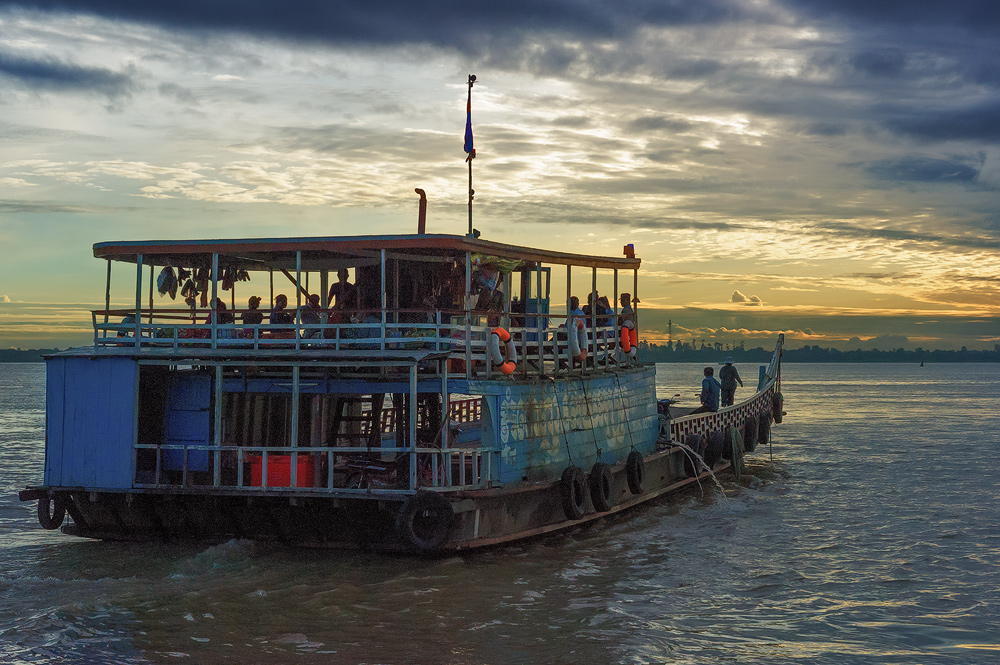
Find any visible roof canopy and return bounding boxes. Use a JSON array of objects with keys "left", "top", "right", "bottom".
[{"left": 93, "top": 234, "right": 641, "bottom": 271}]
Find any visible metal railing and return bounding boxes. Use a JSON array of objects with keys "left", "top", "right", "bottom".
[{"left": 94, "top": 308, "right": 632, "bottom": 378}]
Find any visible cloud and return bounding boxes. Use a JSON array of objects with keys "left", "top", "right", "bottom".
[
  {"left": 1, "top": 295, "right": 10, "bottom": 303},
  {"left": 863, "top": 156, "right": 981, "bottom": 186},
  {"left": 731, "top": 290, "right": 762, "bottom": 306},
  {"left": 0, "top": 51, "right": 139, "bottom": 102}
]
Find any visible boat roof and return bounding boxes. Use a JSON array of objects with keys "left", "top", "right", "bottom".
[{"left": 93, "top": 234, "right": 641, "bottom": 271}]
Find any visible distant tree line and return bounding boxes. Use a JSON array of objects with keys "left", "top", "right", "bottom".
[
  {"left": 0, "top": 349, "right": 61, "bottom": 362},
  {"left": 637, "top": 341, "right": 1000, "bottom": 363}
]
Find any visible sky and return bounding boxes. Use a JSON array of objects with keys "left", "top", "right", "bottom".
[{"left": 1, "top": 0, "right": 998, "bottom": 351}]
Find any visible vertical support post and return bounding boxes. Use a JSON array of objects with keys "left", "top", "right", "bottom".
[
  {"left": 104, "top": 258, "right": 112, "bottom": 326},
  {"left": 214, "top": 364, "right": 222, "bottom": 487},
  {"left": 148, "top": 264, "right": 154, "bottom": 324},
  {"left": 613, "top": 269, "right": 619, "bottom": 364},
  {"left": 294, "top": 251, "right": 302, "bottom": 351},
  {"left": 536, "top": 262, "right": 543, "bottom": 375},
  {"left": 290, "top": 364, "right": 299, "bottom": 488},
  {"left": 380, "top": 249, "right": 387, "bottom": 350},
  {"left": 591, "top": 266, "right": 597, "bottom": 368},
  {"left": 464, "top": 251, "right": 472, "bottom": 380},
  {"left": 409, "top": 364, "right": 418, "bottom": 490},
  {"left": 320, "top": 269, "right": 329, "bottom": 340},
  {"left": 441, "top": 359, "right": 450, "bottom": 486},
  {"left": 633, "top": 268, "right": 639, "bottom": 358},
  {"left": 134, "top": 253, "right": 143, "bottom": 347},
  {"left": 211, "top": 252, "right": 219, "bottom": 349},
  {"left": 564, "top": 264, "right": 572, "bottom": 373}
]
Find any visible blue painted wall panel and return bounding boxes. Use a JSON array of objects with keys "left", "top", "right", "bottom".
[
  {"left": 48, "top": 357, "right": 137, "bottom": 489},
  {"left": 44, "top": 359, "right": 66, "bottom": 485},
  {"left": 164, "top": 373, "right": 212, "bottom": 472}
]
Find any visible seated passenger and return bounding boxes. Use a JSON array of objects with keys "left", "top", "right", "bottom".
[
  {"left": 300, "top": 293, "right": 323, "bottom": 338},
  {"left": 242, "top": 296, "right": 263, "bottom": 325},
  {"left": 690, "top": 367, "right": 722, "bottom": 414},
  {"left": 269, "top": 294, "right": 293, "bottom": 325}
]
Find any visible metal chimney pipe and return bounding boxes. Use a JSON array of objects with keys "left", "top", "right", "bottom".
[{"left": 415, "top": 188, "right": 427, "bottom": 234}]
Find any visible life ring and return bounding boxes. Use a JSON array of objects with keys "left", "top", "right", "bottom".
[
  {"left": 395, "top": 491, "right": 453, "bottom": 552},
  {"left": 38, "top": 495, "right": 66, "bottom": 530},
  {"left": 772, "top": 392, "right": 784, "bottom": 424},
  {"left": 620, "top": 325, "right": 631, "bottom": 353},
  {"left": 743, "top": 415, "right": 759, "bottom": 452},
  {"left": 625, "top": 450, "right": 645, "bottom": 494},
  {"left": 488, "top": 327, "right": 517, "bottom": 375},
  {"left": 704, "top": 430, "right": 725, "bottom": 468},
  {"left": 758, "top": 416, "right": 771, "bottom": 447},
  {"left": 589, "top": 462, "right": 614, "bottom": 512},
  {"left": 568, "top": 319, "right": 588, "bottom": 363},
  {"left": 560, "top": 466, "right": 588, "bottom": 520}
]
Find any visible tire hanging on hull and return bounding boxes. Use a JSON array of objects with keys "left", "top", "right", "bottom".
[
  {"left": 743, "top": 415, "right": 759, "bottom": 452},
  {"left": 396, "top": 491, "right": 453, "bottom": 553},
  {"left": 625, "top": 450, "right": 645, "bottom": 494},
  {"left": 561, "top": 466, "right": 588, "bottom": 520},
  {"left": 589, "top": 462, "right": 614, "bottom": 512}
]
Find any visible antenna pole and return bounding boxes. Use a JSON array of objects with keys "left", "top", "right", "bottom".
[{"left": 465, "top": 74, "right": 477, "bottom": 236}]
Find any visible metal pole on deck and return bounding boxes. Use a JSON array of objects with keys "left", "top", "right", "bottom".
[
  {"left": 295, "top": 251, "right": 302, "bottom": 351},
  {"left": 465, "top": 74, "right": 477, "bottom": 237},
  {"left": 381, "top": 249, "right": 387, "bottom": 350},
  {"left": 134, "top": 254, "right": 143, "bottom": 347},
  {"left": 211, "top": 253, "right": 219, "bottom": 350},
  {"left": 105, "top": 259, "right": 111, "bottom": 326},
  {"left": 409, "top": 364, "right": 418, "bottom": 490},
  {"left": 465, "top": 251, "right": 472, "bottom": 380},
  {"left": 613, "top": 269, "right": 619, "bottom": 364},
  {"left": 214, "top": 365, "right": 223, "bottom": 487},
  {"left": 290, "top": 365, "right": 299, "bottom": 488},
  {"left": 148, "top": 264, "right": 154, "bottom": 324}
]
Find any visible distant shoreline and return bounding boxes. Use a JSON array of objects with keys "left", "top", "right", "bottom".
[{"left": 2, "top": 345, "right": 997, "bottom": 363}]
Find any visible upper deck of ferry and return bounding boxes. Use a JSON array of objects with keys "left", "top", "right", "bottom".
[{"left": 86, "top": 232, "right": 644, "bottom": 380}]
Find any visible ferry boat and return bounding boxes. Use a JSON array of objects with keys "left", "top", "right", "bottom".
[{"left": 19, "top": 229, "right": 784, "bottom": 553}]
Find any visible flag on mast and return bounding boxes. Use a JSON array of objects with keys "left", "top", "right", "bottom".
[{"left": 464, "top": 83, "right": 475, "bottom": 161}]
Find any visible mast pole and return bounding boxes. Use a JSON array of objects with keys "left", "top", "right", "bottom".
[{"left": 465, "top": 74, "right": 477, "bottom": 236}]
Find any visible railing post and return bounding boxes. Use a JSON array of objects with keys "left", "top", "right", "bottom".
[
  {"left": 211, "top": 252, "right": 219, "bottom": 350},
  {"left": 290, "top": 364, "right": 299, "bottom": 488},
  {"left": 409, "top": 363, "right": 418, "bottom": 490},
  {"left": 134, "top": 253, "right": 143, "bottom": 348},
  {"left": 214, "top": 364, "right": 223, "bottom": 487}
]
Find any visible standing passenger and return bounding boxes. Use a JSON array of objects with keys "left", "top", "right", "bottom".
[{"left": 719, "top": 356, "right": 743, "bottom": 407}]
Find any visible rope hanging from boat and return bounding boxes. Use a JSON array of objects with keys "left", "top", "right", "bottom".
[
  {"left": 546, "top": 377, "right": 574, "bottom": 466},
  {"left": 612, "top": 371, "right": 637, "bottom": 451},
  {"left": 577, "top": 379, "right": 603, "bottom": 462}
]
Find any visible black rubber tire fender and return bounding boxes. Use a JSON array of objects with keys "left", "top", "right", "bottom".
[
  {"left": 561, "top": 465, "right": 588, "bottom": 520},
  {"left": 625, "top": 450, "right": 645, "bottom": 495},
  {"left": 589, "top": 462, "right": 614, "bottom": 512},
  {"left": 38, "top": 495, "right": 66, "bottom": 530},
  {"left": 758, "top": 416, "right": 771, "bottom": 447},
  {"left": 396, "top": 491, "right": 453, "bottom": 552},
  {"left": 721, "top": 428, "right": 735, "bottom": 460},
  {"left": 704, "top": 430, "right": 725, "bottom": 469},
  {"left": 773, "top": 392, "right": 784, "bottom": 424},
  {"left": 743, "top": 415, "right": 759, "bottom": 452}
]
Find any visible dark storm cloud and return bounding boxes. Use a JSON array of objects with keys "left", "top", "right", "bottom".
[
  {"left": 7, "top": 0, "right": 749, "bottom": 52},
  {"left": 815, "top": 221, "right": 1000, "bottom": 250},
  {"left": 864, "top": 156, "right": 981, "bottom": 186},
  {"left": 780, "top": 0, "right": 1000, "bottom": 31},
  {"left": 879, "top": 102, "right": 1000, "bottom": 143},
  {"left": 0, "top": 51, "right": 137, "bottom": 99}
]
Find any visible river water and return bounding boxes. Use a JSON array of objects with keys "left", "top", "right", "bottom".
[{"left": 1, "top": 361, "right": 998, "bottom": 664}]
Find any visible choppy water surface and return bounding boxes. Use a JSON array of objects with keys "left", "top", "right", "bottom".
[{"left": 1, "top": 361, "right": 998, "bottom": 664}]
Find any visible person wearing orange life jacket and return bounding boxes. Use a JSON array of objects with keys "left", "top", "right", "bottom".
[{"left": 618, "top": 293, "right": 639, "bottom": 361}]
